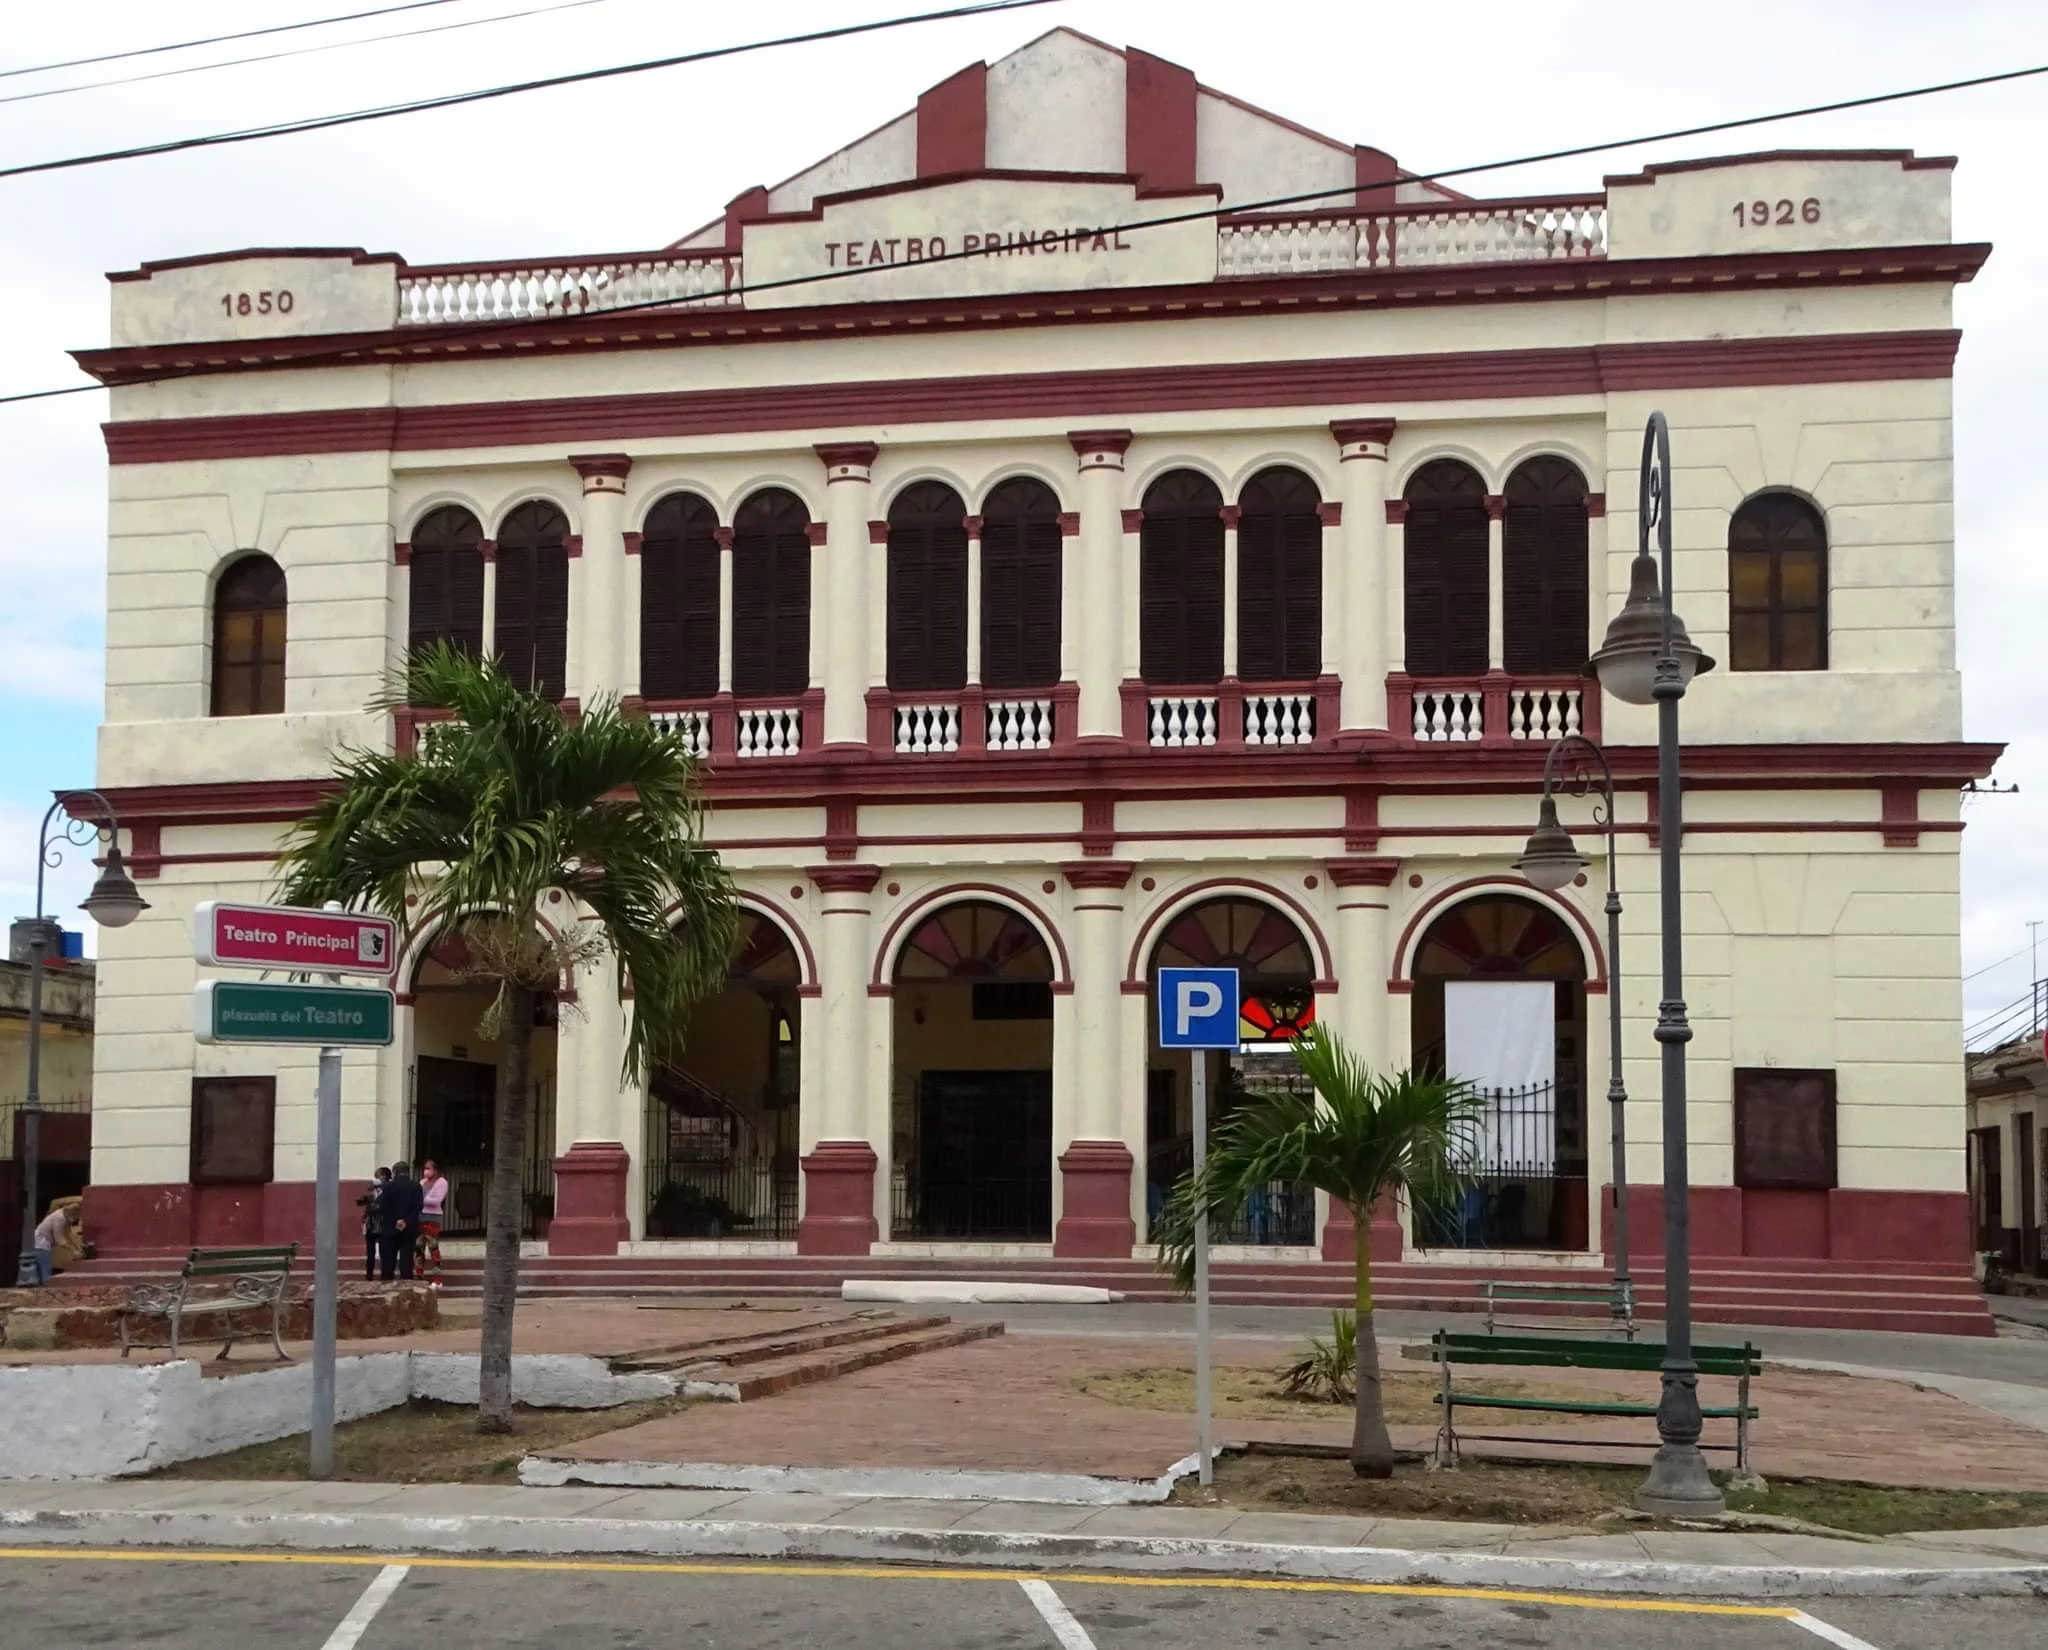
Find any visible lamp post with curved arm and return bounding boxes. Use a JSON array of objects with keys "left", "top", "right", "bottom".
[
  {"left": 1514, "top": 731, "right": 1631, "bottom": 1323},
  {"left": 1583, "top": 412, "right": 1721, "bottom": 1516},
  {"left": 16, "top": 792, "right": 149, "bottom": 1287}
]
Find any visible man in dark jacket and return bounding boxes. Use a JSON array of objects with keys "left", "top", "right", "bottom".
[{"left": 379, "top": 1160, "right": 425, "bottom": 1281}]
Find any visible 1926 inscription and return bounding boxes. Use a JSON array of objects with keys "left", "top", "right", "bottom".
[
  {"left": 220, "top": 289, "right": 295, "bottom": 317},
  {"left": 1731, "top": 198, "right": 1822, "bottom": 228}
]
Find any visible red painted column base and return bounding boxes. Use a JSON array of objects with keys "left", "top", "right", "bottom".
[
  {"left": 548, "top": 1141, "right": 630, "bottom": 1256},
  {"left": 1054, "top": 1140, "right": 1137, "bottom": 1258},
  {"left": 1604, "top": 1184, "right": 1975, "bottom": 1265},
  {"left": 1320, "top": 1195, "right": 1404, "bottom": 1265},
  {"left": 798, "top": 1140, "right": 880, "bottom": 1255}
]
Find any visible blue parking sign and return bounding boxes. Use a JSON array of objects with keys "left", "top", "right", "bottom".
[{"left": 1157, "top": 966, "right": 1241, "bottom": 1050}]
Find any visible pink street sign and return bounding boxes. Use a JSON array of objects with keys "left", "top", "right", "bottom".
[{"left": 193, "top": 901, "right": 397, "bottom": 977}]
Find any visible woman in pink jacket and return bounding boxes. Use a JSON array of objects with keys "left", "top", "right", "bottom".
[{"left": 417, "top": 1160, "right": 448, "bottom": 1289}]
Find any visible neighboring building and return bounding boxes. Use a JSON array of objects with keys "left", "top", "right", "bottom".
[
  {"left": 73, "top": 29, "right": 1999, "bottom": 1278},
  {"left": 2, "top": 919, "right": 95, "bottom": 1247},
  {"left": 1966, "top": 1036, "right": 2046, "bottom": 1275}
]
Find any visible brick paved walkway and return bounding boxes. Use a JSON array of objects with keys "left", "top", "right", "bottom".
[{"left": 543, "top": 1332, "right": 2048, "bottom": 1493}]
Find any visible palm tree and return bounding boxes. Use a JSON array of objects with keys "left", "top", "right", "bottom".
[
  {"left": 278, "top": 644, "right": 737, "bottom": 1431},
  {"left": 1156, "top": 1028, "right": 1483, "bottom": 1478}
]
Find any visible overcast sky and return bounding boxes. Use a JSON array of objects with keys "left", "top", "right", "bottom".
[{"left": 1, "top": 0, "right": 2041, "bottom": 1038}]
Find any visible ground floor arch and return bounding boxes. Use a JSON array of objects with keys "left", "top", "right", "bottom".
[
  {"left": 644, "top": 908, "right": 803, "bottom": 1238},
  {"left": 1144, "top": 894, "right": 1319, "bottom": 1246},
  {"left": 406, "top": 922, "right": 559, "bottom": 1240},
  {"left": 889, "top": 899, "right": 1057, "bottom": 1241},
  {"left": 1409, "top": 892, "right": 1589, "bottom": 1250}
]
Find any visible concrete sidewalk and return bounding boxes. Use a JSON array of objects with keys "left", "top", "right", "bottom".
[{"left": 2, "top": 1478, "right": 2045, "bottom": 1600}]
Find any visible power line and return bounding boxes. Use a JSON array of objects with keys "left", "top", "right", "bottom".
[
  {"left": 0, "top": 0, "right": 617, "bottom": 109},
  {"left": 1966, "top": 940, "right": 2036, "bottom": 982},
  {"left": 0, "top": 0, "right": 1059, "bottom": 179},
  {"left": 0, "top": 0, "right": 471, "bottom": 81},
  {"left": 1, "top": 50, "right": 2041, "bottom": 408}
]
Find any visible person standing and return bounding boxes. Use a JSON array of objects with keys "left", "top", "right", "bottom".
[
  {"left": 379, "top": 1160, "right": 424, "bottom": 1282},
  {"left": 355, "top": 1166, "right": 390, "bottom": 1281},
  {"left": 416, "top": 1160, "right": 448, "bottom": 1290}
]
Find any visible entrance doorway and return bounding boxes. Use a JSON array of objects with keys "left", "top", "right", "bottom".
[
  {"left": 890, "top": 901, "right": 1056, "bottom": 1241},
  {"left": 1145, "top": 896, "right": 1318, "bottom": 1246},
  {"left": 1971, "top": 1125, "right": 2005, "bottom": 1257},
  {"left": 1409, "top": 894, "right": 1587, "bottom": 1250},
  {"left": 645, "top": 910, "right": 801, "bottom": 1239},
  {"left": 2019, "top": 1113, "right": 2039, "bottom": 1275},
  {"left": 406, "top": 924, "right": 558, "bottom": 1239}
]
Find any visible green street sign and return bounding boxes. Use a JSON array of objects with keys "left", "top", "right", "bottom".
[{"left": 194, "top": 981, "right": 395, "bottom": 1047}]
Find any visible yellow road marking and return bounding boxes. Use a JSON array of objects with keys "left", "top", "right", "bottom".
[{"left": 0, "top": 1546, "right": 1796, "bottom": 1618}]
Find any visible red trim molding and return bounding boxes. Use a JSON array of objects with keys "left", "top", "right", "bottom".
[
  {"left": 1123, "top": 876, "right": 1337, "bottom": 986},
  {"left": 1328, "top": 856, "right": 1400, "bottom": 888},
  {"left": 1881, "top": 781, "right": 1921, "bottom": 848},
  {"left": 915, "top": 61, "right": 986, "bottom": 177},
  {"left": 808, "top": 864, "right": 882, "bottom": 895},
  {"left": 1317, "top": 502, "right": 1343, "bottom": 528},
  {"left": 569, "top": 452, "right": 633, "bottom": 483},
  {"left": 1391, "top": 875, "right": 1608, "bottom": 988},
  {"left": 1062, "top": 861, "right": 1135, "bottom": 891},
  {"left": 1385, "top": 499, "right": 1409, "bottom": 525},
  {"left": 805, "top": 521, "right": 828, "bottom": 546},
  {"left": 100, "top": 329, "right": 1968, "bottom": 465},
  {"left": 869, "top": 882, "right": 1074, "bottom": 989}
]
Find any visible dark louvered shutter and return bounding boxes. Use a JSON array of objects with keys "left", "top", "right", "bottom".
[
  {"left": 1503, "top": 457, "right": 1590, "bottom": 673},
  {"left": 1237, "top": 466, "right": 1323, "bottom": 682},
  {"left": 886, "top": 482, "right": 969, "bottom": 692},
  {"left": 408, "top": 506, "right": 485, "bottom": 659},
  {"left": 1402, "top": 460, "right": 1488, "bottom": 676},
  {"left": 640, "top": 492, "right": 720, "bottom": 700},
  {"left": 494, "top": 501, "right": 569, "bottom": 700},
  {"left": 1140, "top": 470, "right": 1225, "bottom": 686},
  {"left": 979, "top": 477, "right": 1062, "bottom": 689},
  {"left": 732, "top": 488, "right": 811, "bottom": 698}
]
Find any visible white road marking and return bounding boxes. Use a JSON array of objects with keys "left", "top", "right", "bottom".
[
  {"left": 1786, "top": 1610, "right": 1888, "bottom": 1650},
  {"left": 319, "top": 1563, "right": 410, "bottom": 1650},
  {"left": 1019, "top": 1578, "right": 1099, "bottom": 1650}
]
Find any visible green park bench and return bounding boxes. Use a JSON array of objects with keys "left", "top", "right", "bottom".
[
  {"left": 1427, "top": 1329, "right": 1760, "bottom": 1472},
  {"left": 118, "top": 1243, "right": 299, "bottom": 1362},
  {"left": 1482, "top": 1278, "right": 1636, "bottom": 1339}
]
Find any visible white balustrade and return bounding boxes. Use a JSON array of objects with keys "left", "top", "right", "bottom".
[
  {"left": 1244, "top": 692, "right": 1317, "bottom": 746},
  {"left": 1507, "top": 685, "right": 1584, "bottom": 743},
  {"left": 734, "top": 705, "right": 802, "bottom": 758},
  {"left": 647, "top": 707, "right": 713, "bottom": 759},
  {"left": 1218, "top": 200, "right": 1606, "bottom": 277},
  {"left": 1149, "top": 696, "right": 1220, "bottom": 748},
  {"left": 1412, "top": 688, "right": 1484, "bottom": 743},
  {"left": 413, "top": 719, "right": 457, "bottom": 756},
  {"left": 986, "top": 697, "right": 1054, "bottom": 751},
  {"left": 893, "top": 702, "right": 962, "bottom": 754},
  {"left": 396, "top": 254, "right": 740, "bottom": 325}
]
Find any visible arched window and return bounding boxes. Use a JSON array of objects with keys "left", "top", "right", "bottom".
[
  {"left": 1502, "top": 457, "right": 1590, "bottom": 674},
  {"left": 886, "top": 481, "right": 968, "bottom": 693},
  {"left": 1402, "top": 460, "right": 1488, "bottom": 677},
  {"left": 1139, "top": 469, "right": 1225, "bottom": 686},
  {"left": 1151, "top": 896, "right": 1317, "bottom": 1040},
  {"left": 979, "top": 477, "right": 1063, "bottom": 690},
  {"left": 731, "top": 488, "right": 812, "bottom": 698},
  {"left": 640, "top": 492, "right": 720, "bottom": 701},
  {"left": 211, "top": 553, "right": 287, "bottom": 716},
  {"left": 1236, "top": 466, "right": 1323, "bottom": 682},
  {"left": 1729, "top": 492, "right": 1828, "bottom": 671},
  {"left": 493, "top": 501, "right": 569, "bottom": 700},
  {"left": 407, "top": 507, "right": 485, "bottom": 664}
]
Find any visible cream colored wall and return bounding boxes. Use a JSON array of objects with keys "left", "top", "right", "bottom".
[{"left": 0, "top": 1024, "right": 93, "bottom": 1107}]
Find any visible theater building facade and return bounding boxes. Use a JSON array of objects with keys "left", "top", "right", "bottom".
[{"left": 76, "top": 28, "right": 1997, "bottom": 1273}]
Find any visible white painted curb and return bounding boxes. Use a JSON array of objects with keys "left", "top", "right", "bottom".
[
  {"left": 841, "top": 1281, "right": 1123, "bottom": 1305},
  {"left": 0, "top": 1506, "right": 2042, "bottom": 1599},
  {"left": 517, "top": 1451, "right": 1204, "bottom": 1506}
]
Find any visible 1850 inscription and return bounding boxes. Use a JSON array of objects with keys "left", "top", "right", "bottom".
[{"left": 220, "top": 290, "right": 295, "bottom": 317}]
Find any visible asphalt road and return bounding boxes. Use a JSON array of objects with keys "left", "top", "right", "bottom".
[{"left": 0, "top": 1551, "right": 2040, "bottom": 1650}]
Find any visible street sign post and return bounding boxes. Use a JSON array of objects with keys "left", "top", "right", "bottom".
[
  {"left": 193, "top": 980, "right": 395, "bottom": 1046},
  {"left": 193, "top": 901, "right": 396, "bottom": 976},
  {"left": 1157, "top": 965, "right": 1241, "bottom": 1488}
]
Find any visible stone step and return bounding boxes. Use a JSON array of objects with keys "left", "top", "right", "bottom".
[
  {"left": 668, "top": 1320, "right": 1005, "bottom": 1400},
  {"left": 608, "top": 1311, "right": 955, "bottom": 1372}
]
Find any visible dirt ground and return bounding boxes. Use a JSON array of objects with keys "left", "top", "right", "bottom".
[{"left": 1076, "top": 1362, "right": 1586, "bottom": 1429}]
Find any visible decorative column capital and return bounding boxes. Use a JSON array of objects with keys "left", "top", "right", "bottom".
[
  {"left": 713, "top": 525, "right": 735, "bottom": 550},
  {"left": 815, "top": 441, "right": 879, "bottom": 483},
  {"left": 1383, "top": 501, "right": 1408, "bottom": 526},
  {"left": 569, "top": 452, "right": 633, "bottom": 492},
  {"left": 1317, "top": 502, "right": 1344, "bottom": 528},
  {"left": 1485, "top": 493, "right": 1508, "bottom": 522},
  {"left": 1585, "top": 492, "right": 1607, "bottom": 519},
  {"left": 1218, "top": 504, "right": 1242, "bottom": 530},
  {"left": 808, "top": 864, "right": 883, "bottom": 895},
  {"left": 1327, "top": 856, "right": 1401, "bottom": 888},
  {"left": 1331, "top": 418, "right": 1395, "bottom": 460},
  {"left": 1119, "top": 507, "right": 1144, "bottom": 533},
  {"left": 805, "top": 521, "right": 829, "bottom": 546},
  {"left": 1061, "top": 861, "right": 1135, "bottom": 891},
  {"left": 867, "top": 519, "right": 890, "bottom": 544},
  {"left": 1069, "top": 429, "right": 1133, "bottom": 470}
]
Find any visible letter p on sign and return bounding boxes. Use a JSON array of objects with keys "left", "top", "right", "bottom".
[{"left": 1157, "top": 966, "right": 1241, "bottom": 1050}]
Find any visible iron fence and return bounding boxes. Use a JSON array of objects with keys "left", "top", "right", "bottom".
[
  {"left": 645, "top": 1155, "right": 797, "bottom": 1239},
  {"left": 1416, "top": 1082, "right": 1588, "bottom": 1249},
  {"left": 407, "top": 1071, "right": 556, "bottom": 1239},
  {"left": 1144, "top": 1138, "right": 1316, "bottom": 1246}
]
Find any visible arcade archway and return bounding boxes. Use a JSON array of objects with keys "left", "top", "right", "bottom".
[
  {"left": 1146, "top": 896, "right": 1318, "bottom": 1246},
  {"left": 1410, "top": 893, "right": 1589, "bottom": 1250},
  {"left": 889, "top": 900, "right": 1056, "bottom": 1241},
  {"left": 644, "top": 910, "right": 803, "bottom": 1239}
]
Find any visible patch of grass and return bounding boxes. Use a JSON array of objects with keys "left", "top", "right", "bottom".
[
  {"left": 160, "top": 1396, "right": 690, "bottom": 1485},
  {"left": 1186, "top": 1450, "right": 2048, "bottom": 1536},
  {"left": 1077, "top": 1364, "right": 1582, "bottom": 1428}
]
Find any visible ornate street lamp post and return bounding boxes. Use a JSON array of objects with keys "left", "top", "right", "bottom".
[
  {"left": 1514, "top": 733, "right": 1632, "bottom": 1325},
  {"left": 16, "top": 793, "right": 148, "bottom": 1287},
  {"left": 1584, "top": 413, "right": 1723, "bottom": 1515}
]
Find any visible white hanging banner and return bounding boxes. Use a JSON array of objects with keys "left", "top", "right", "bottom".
[{"left": 1443, "top": 981, "right": 1556, "bottom": 1173}]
